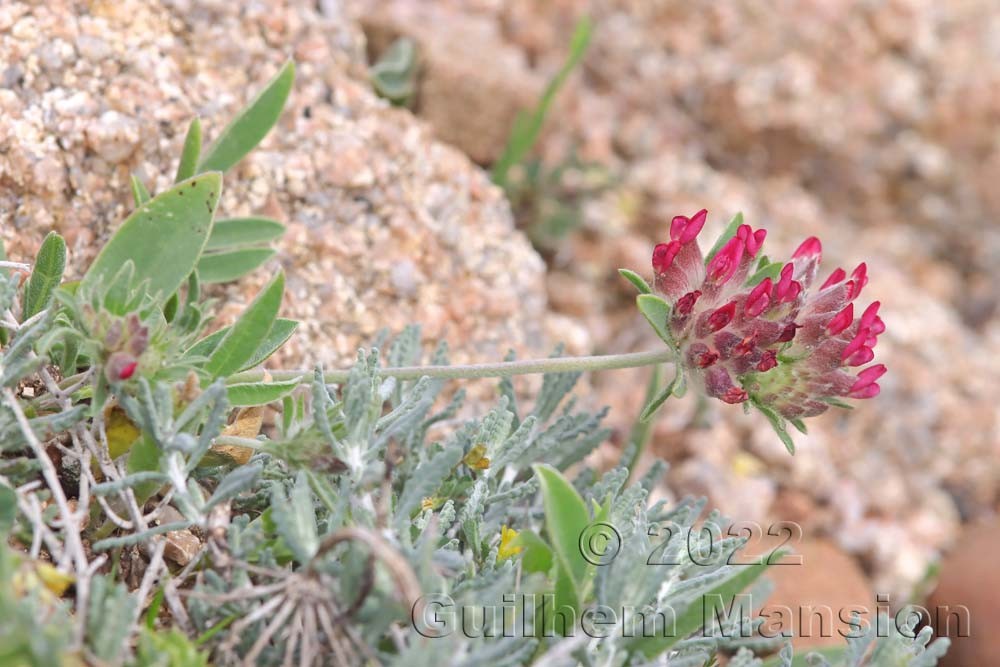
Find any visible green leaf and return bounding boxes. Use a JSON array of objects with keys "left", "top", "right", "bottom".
[
  {"left": 639, "top": 367, "right": 684, "bottom": 422},
  {"left": 174, "top": 117, "right": 202, "bottom": 183},
  {"left": 371, "top": 37, "right": 419, "bottom": 105},
  {"left": 203, "top": 271, "right": 284, "bottom": 379},
  {"left": 130, "top": 174, "right": 151, "bottom": 206},
  {"left": 492, "top": 17, "right": 591, "bottom": 187},
  {"left": 186, "top": 318, "right": 297, "bottom": 371},
  {"left": 22, "top": 231, "right": 66, "bottom": 319},
  {"left": 271, "top": 471, "right": 318, "bottom": 564},
  {"left": 0, "top": 484, "right": 15, "bottom": 533},
  {"left": 136, "top": 628, "right": 210, "bottom": 667},
  {"left": 226, "top": 377, "right": 300, "bottom": 407},
  {"left": 205, "top": 217, "right": 285, "bottom": 250},
  {"left": 532, "top": 464, "right": 590, "bottom": 588},
  {"left": 197, "top": 60, "right": 295, "bottom": 173},
  {"left": 747, "top": 259, "right": 784, "bottom": 287},
  {"left": 618, "top": 268, "right": 652, "bottom": 294},
  {"left": 636, "top": 294, "right": 675, "bottom": 348},
  {"left": 127, "top": 434, "right": 164, "bottom": 504},
  {"left": 510, "top": 529, "right": 553, "bottom": 574},
  {"left": 196, "top": 248, "right": 275, "bottom": 283},
  {"left": 81, "top": 173, "right": 221, "bottom": 305},
  {"left": 629, "top": 556, "right": 778, "bottom": 658},
  {"left": 704, "top": 211, "right": 744, "bottom": 265}
]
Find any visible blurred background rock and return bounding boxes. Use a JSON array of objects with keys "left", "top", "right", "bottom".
[{"left": 2, "top": 0, "right": 998, "bottom": 660}]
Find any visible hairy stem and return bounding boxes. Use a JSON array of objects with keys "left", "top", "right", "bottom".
[{"left": 229, "top": 348, "right": 676, "bottom": 385}]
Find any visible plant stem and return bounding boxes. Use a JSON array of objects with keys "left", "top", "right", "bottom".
[{"left": 228, "top": 348, "right": 675, "bottom": 385}]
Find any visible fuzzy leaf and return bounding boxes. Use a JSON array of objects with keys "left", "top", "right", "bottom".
[
  {"left": 618, "top": 268, "right": 652, "bottom": 294},
  {"left": 271, "top": 471, "right": 318, "bottom": 564},
  {"left": 81, "top": 173, "right": 221, "bottom": 305},
  {"left": 204, "top": 217, "right": 284, "bottom": 250},
  {"left": 636, "top": 294, "right": 675, "bottom": 347},
  {"left": 197, "top": 61, "right": 294, "bottom": 173},
  {"left": 226, "top": 377, "right": 300, "bottom": 407},
  {"left": 203, "top": 271, "right": 284, "bottom": 379},
  {"left": 532, "top": 464, "right": 590, "bottom": 587},
  {"left": 395, "top": 443, "right": 463, "bottom": 529},
  {"left": 22, "top": 231, "right": 66, "bottom": 319},
  {"left": 629, "top": 556, "right": 778, "bottom": 658},
  {"left": 197, "top": 248, "right": 275, "bottom": 283}
]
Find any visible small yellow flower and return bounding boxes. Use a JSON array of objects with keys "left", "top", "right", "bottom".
[
  {"left": 421, "top": 496, "right": 440, "bottom": 512},
  {"left": 498, "top": 526, "right": 523, "bottom": 561},
  {"left": 463, "top": 444, "right": 490, "bottom": 470},
  {"left": 36, "top": 563, "right": 75, "bottom": 597}
]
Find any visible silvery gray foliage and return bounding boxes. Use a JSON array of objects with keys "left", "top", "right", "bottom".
[{"left": 165, "top": 329, "right": 946, "bottom": 666}]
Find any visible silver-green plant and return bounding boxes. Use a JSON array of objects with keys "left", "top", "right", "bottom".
[{"left": 0, "top": 60, "right": 950, "bottom": 667}]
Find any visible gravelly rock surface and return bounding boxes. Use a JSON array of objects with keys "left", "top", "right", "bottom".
[{"left": 0, "top": 0, "right": 550, "bottom": 380}]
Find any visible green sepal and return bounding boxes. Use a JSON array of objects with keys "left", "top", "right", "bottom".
[
  {"left": 636, "top": 294, "right": 676, "bottom": 349},
  {"left": 618, "top": 268, "right": 652, "bottom": 294}
]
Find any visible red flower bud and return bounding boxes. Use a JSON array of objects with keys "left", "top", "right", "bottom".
[
  {"left": 846, "top": 263, "right": 868, "bottom": 300},
  {"left": 745, "top": 279, "right": 772, "bottom": 317},
  {"left": 105, "top": 352, "right": 139, "bottom": 383},
  {"left": 793, "top": 236, "right": 822, "bottom": 260},
  {"left": 821, "top": 267, "right": 846, "bottom": 290},
  {"left": 670, "top": 209, "right": 707, "bottom": 243},
  {"left": 826, "top": 303, "right": 854, "bottom": 335},
  {"left": 737, "top": 224, "right": 767, "bottom": 257},
  {"left": 706, "top": 237, "right": 745, "bottom": 285},
  {"left": 652, "top": 241, "right": 682, "bottom": 274},
  {"left": 706, "top": 301, "right": 736, "bottom": 332},
  {"left": 676, "top": 290, "right": 702, "bottom": 316},
  {"left": 756, "top": 349, "right": 778, "bottom": 372}
]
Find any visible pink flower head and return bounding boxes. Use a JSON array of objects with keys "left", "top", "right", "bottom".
[{"left": 641, "top": 210, "right": 887, "bottom": 437}]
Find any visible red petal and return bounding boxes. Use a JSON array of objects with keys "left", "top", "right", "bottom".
[
  {"left": 821, "top": 267, "right": 847, "bottom": 290},
  {"left": 848, "top": 382, "right": 880, "bottom": 399},
  {"left": 706, "top": 237, "right": 745, "bottom": 284},
  {"left": 826, "top": 303, "right": 854, "bottom": 335},
  {"left": 745, "top": 278, "right": 772, "bottom": 317},
  {"left": 793, "top": 236, "right": 822, "bottom": 260},
  {"left": 119, "top": 361, "right": 138, "bottom": 380},
  {"left": 707, "top": 301, "right": 737, "bottom": 332}
]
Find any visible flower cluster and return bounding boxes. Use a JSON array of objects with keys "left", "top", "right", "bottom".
[{"left": 650, "top": 209, "right": 886, "bottom": 423}]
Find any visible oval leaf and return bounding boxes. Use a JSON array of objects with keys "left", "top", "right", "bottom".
[
  {"left": 22, "top": 231, "right": 66, "bottom": 319},
  {"left": 82, "top": 173, "right": 221, "bottom": 304},
  {"left": 197, "top": 248, "right": 275, "bottom": 283},
  {"left": 226, "top": 377, "right": 301, "bottom": 407},
  {"left": 205, "top": 217, "right": 285, "bottom": 250}
]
